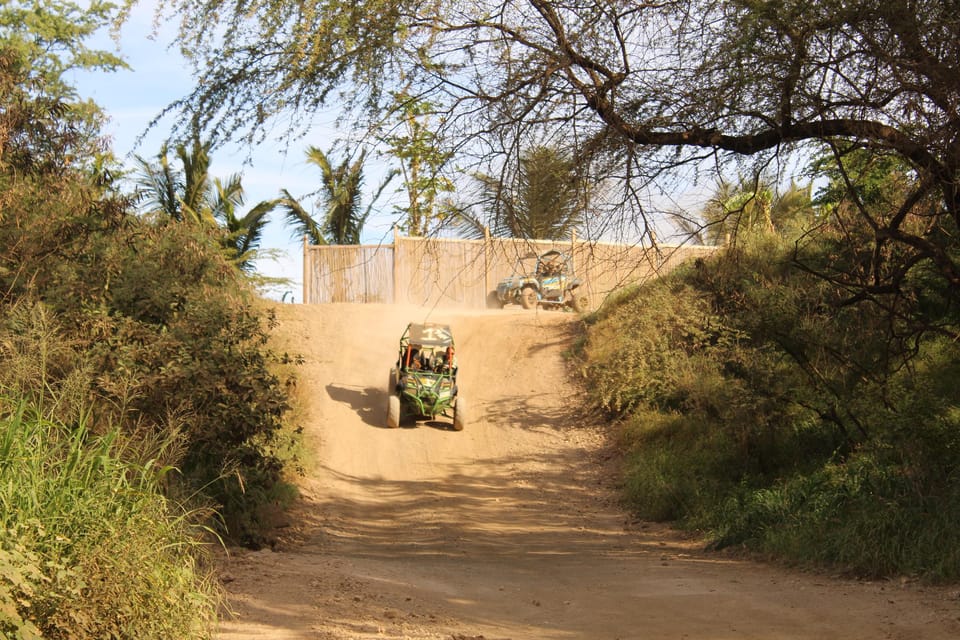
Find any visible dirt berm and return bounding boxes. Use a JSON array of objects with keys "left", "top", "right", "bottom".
[{"left": 216, "top": 302, "right": 960, "bottom": 640}]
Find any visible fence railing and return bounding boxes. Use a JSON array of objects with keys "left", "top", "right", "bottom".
[{"left": 302, "top": 230, "right": 717, "bottom": 308}]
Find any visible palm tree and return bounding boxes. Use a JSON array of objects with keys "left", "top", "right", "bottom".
[
  {"left": 213, "top": 175, "right": 275, "bottom": 271},
  {"left": 278, "top": 189, "right": 325, "bottom": 246},
  {"left": 281, "top": 146, "right": 395, "bottom": 245},
  {"left": 134, "top": 137, "right": 277, "bottom": 270},
  {"left": 451, "top": 145, "right": 586, "bottom": 240},
  {"left": 673, "top": 175, "right": 814, "bottom": 245},
  {"left": 134, "top": 142, "right": 191, "bottom": 222}
]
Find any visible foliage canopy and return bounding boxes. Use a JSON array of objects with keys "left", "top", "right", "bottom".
[
  {"left": 141, "top": 0, "right": 960, "bottom": 328},
  {"left": 0, "top": 0, "right": 126, "bottom": 100}
]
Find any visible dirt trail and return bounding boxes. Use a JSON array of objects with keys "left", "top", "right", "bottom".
[{"left": 216, "top": 303, "right": 960, "bottom": 640}]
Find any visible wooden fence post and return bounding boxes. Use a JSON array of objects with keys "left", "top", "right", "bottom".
[
  {"left": 484, "top": 226, "right": 491, "bottom": 298},
  {"left": 393, "top": 226, "right": 400, "bottom": 305},
  {"left": 571, "top": 228, "right": 577, "bottom": 274},
  {"left": 302, "top": 235, "right": 309, "bottom": 304}
]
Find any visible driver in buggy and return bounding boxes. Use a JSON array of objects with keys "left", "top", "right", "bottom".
[
  {"left": 401, "top": 344, "right": 457, "bottom": 374},
  {"left": 435, "top": 345, "right": 457, "bottom": 374},
  {"left": 537, "top": 254, "right": 562, "bottom": 277},
  {"left": 401, "top": 344, "right": 425, "bottom": 370}
]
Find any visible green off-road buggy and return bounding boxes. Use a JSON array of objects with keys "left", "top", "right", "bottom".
[{"left": 387, "top": 322, "right": 466, "bottom": 431}]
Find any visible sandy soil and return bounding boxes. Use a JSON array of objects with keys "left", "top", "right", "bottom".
[{"left": 216, "top": 303, "right": 960, "bottom": 640}]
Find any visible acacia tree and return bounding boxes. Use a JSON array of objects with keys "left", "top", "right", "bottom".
[
  {"left": 1, "top": 0, "right": 122, "bottom": 176},
  {"left": 144, "top": 0, "right": 960, "bottom": 330},
  {"left": 0, "top": 0, "right": 127, "bottom": 299},
  {"left": 1, "top": 0, "right": 125, "bottom": 98},
  {"left": 381, "top": 91, "right": 454, "bottom": 236}
]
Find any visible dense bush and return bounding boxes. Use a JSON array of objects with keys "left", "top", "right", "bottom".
[
  {"left": 0, "top": 39, "right": 300, "bottom": 635},
  {"left": 0, "top": 396, "right": 218, "bottom": 639},
  {"left": 0, "top": 219, "right": 298, "bottom": 547},
  {"left": 83, "top": 221, "right": 298, "bottom": 545},
  {"left": 582, "top": 231, "right": 960, "bottom": 579}
]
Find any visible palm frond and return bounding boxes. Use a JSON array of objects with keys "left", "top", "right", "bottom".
[
  {"left": 279, "top": 189, "right": 326, "bottom": 245},
  {"left": 442, "top": 207, "right": 488, "bottom": 240}
]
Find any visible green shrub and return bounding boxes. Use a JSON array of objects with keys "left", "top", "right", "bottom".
[
  {"left": 617, "top": 408, "right": 739, "bottom": 521},
  {"left": 583, "top": 279, "right": 742, "bottom": 415},
  {"left": 0, "top": 42, "right": 299, "bottom": 635},
  {"left": 710, "top": 449, "right": 960, "bottom": 579},
  {"left": 83, "top": 222, "right": 298, "bottom": 546},
  {"left": 2, "top": 41, "right": 300, "bottom": 548},
  {"left": 582, "top": 230, "right": 960, "bottom": 578},
  {"left": 1, "top": 218, "right": 300, "bottom": 547},
  {"left": 0, "top": 396, "right": 219, "bottom": 639}
]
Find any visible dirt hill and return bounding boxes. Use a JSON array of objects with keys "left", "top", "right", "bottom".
[{"left": 216, "top": 303, "right": 960, "bottom": 639}]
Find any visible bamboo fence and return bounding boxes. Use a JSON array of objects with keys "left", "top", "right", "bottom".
[{"left": 302, "top": 230, "right": 716, "bottom": 308}]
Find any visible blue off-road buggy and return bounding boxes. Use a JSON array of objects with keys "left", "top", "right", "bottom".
[
  {"left": 387, "top": 322, "right": 466, "bottom": 431},
  {"left": 489, "top": 249, "right": 588, "bottom": 312}
]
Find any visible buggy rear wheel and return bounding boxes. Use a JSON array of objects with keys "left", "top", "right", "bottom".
[
  {"left": 452, "top": 396, "right": 467, "bottom": 431},
  {"left": 487, "top": 290, "right": 503, "bottom": 309},
  {"left": 387, "top": 394, "right": 401, "bottom": 428}
]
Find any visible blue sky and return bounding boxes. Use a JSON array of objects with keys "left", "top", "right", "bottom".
[{"left": 71, "top": 7, "right": 403, "bottom": 301}]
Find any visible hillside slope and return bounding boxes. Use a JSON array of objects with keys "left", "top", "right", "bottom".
[{"left": 217, "top": 303, "right": 959, "bottom": 640}]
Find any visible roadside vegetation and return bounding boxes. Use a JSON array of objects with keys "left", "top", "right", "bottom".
[
  {"left": 0, "top": 397, "right": 219, "bottom": 639},
  {"left": 0, "top": 9, "right": 300, "bottom": 636},
  {"left": 580, "top": 165, "right": 960, "bottom": 579}
]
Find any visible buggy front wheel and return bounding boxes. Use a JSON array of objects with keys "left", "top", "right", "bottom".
[
  {"left": 387, "top": 394, "right": 401, "bottom": 428},
  {"left": 452, "top": 396, "right": 467, "bottom": 431},
  {"left": 520, "top": 286, "right": 538, "bottom": 310}
]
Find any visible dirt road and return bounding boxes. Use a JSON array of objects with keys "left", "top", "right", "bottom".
[{"left": 216, "top": 303, "right": 960, "bottom": 639}]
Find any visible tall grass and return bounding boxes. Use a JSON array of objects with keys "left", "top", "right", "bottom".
[{"left": 0, "top": 396, "right": 219, "bottom": 639}]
